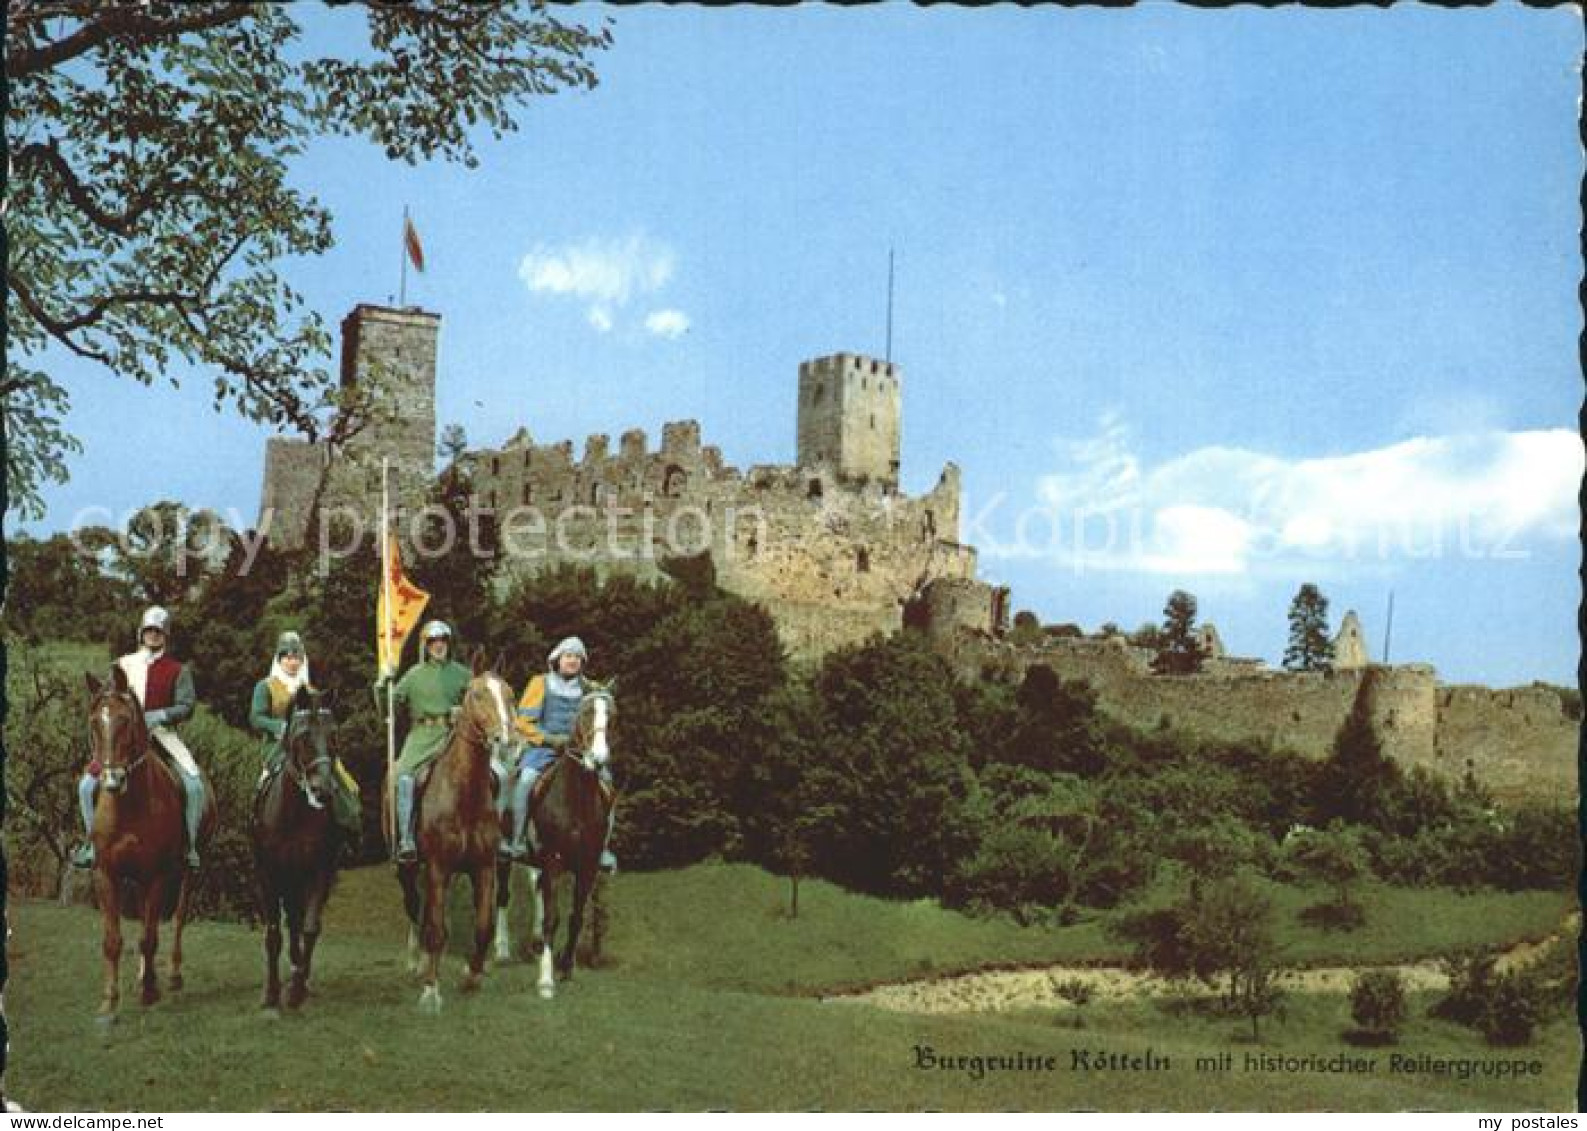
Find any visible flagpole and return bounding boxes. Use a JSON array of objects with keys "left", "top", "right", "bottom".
[
  {"left": 382, "top": 456, "right": 397, "bottom": 862},
  {"left": 399, "top": 206, "right": 408, "bottom": 308}
]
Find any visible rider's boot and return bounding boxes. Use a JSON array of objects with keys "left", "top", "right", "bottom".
[
  {"left": 71, "top": 773, "right": 98, "bottom": 870},
  {"left": 502, "top": 768, "right": 540, "bottom": 862},
  {"left": 182, "top": 773, "right": 205, "bottom": 869},
  {"left": 395, "top": 774, "right": 418, "bottom": 863}
]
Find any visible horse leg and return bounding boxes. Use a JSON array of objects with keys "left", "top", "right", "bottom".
[
  {"left": 94, "top": 868, "right": 122, "bottom": 1022},
  {"left": 493, "top": 858, "right": 514, "bottom": 962},
  {"left": 169, "top": 871, "right": 193, "bottom": 992},
  {"left": 284, "top": 889, "right": 307, "bottom": 1010},
  {"left": 397, "top": 864, "right": 423, "bottom": 974},
  {"left": 138, "top": 876, "right": 164, "bottom": 1007},
  {"left": 462, "top": 862, "right": 495, "bottom": 992},
  {"left": 536, "top": 865, "right": 559, "bottom": 999},
  {"left": 417, "top": 862, "right": 446, "bottom": 1014},
  {"left": 558, "top": 867, "right": 593, "bottom": 980},
  {"left": 260, "top": 876, "right": 284, "bottom": 1012},
  {"left": 289, "top": 874, "right": 327, "bottom": 1010},
  {"left": 528, "top": 864, "right": 545, "bottom": 949}
]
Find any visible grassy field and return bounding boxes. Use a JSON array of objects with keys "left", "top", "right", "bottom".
[{"left": 3, "top": 863, "right": 1576, "bottom": 1111}]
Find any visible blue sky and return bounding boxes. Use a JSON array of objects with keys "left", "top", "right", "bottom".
[{"left": 19, "top": 5, "right": 1584, "bottom": 686}]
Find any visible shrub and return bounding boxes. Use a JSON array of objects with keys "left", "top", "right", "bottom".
[
  {"left": 1350, "top": 970, "right": 1408, "bottom": 1041},
  {"left": 1479, "top": 969, "right": 1549, "bottom": 1047}
]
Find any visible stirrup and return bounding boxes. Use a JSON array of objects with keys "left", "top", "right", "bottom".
[
  {"left": 599, "top": 850, "right": 617, "bottom": 874},
  {"left": 186, "top": 849, "right": 201, "bottom": 870},
  {"left": 71, "top": 843, "right": 95, "bottom": 870},
  {"left": 395, "top": 842, "right": 417, "bottom": 864}
]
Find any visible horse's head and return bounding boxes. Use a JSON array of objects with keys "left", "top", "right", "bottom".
[
  {"left": 462, "top": 648, "right": 517, "bottom": 764},
  {"left": 85, "top": 665, "right": 149, "bottom": 794},
  {"left": 570, "top": 678, "right": 617, "bottom": 771},
  {"left": 283, "top": 687, "right": 336, "bottom": 811}
]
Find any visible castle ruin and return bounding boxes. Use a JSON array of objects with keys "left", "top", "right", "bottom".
[{"left": 257, "top": 303, "right": 1576, "bottom": 803}]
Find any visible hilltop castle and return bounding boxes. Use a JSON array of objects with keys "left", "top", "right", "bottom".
[
  {"left": 258, "top": 304, "right": 1006, "bottom": 657},
  {"left": 257, "top": 303, "right": 1576, "bottom": 803}
]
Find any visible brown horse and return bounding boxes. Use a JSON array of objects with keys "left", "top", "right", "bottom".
[
  {"left": 83, "top": 666, "right": 216, "bottom": 1022},
  {"left": 393, "top": 651, "right": 517, "bottom": 1013},
  {"left": 495, "top": 683, "right": 616, "bottom": 999},
  {"left": 252, "top": 686, "right": 341, "bottom": 1014}
]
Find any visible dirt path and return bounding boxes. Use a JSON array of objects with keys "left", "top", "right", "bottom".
[{"left": 823, "top": 919, "right": 1574, "bottom": 1015}]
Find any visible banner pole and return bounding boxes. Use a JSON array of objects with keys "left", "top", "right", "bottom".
[{"left": 382, "top": 456, "right": 397, "bottom": 862}]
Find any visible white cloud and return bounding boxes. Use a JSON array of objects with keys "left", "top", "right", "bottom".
[
  {"left": 644, "top": 309, "right": 690, "bottom": 339},
  {"left": 1025, "top": 418, "right": 1583, "bottom": 576},
  {"left": 518, "top": 233, "right": 675, "bottom": 330}
]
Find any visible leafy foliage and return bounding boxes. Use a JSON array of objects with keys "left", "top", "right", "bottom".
[
  {"left": 1349, "top": 969, "right": 1408, "bottom": 1042},
  {"left": 4, "top": 1, "right": 610, "bottom": 517}
]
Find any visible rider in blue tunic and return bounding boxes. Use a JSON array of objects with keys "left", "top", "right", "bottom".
[{"left": 503, "top": 636, "right": 617, "bottom": 871}]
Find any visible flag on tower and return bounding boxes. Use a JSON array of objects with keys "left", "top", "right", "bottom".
[{"left": 404, "top": 213, "right": 426, "bottom": 274}]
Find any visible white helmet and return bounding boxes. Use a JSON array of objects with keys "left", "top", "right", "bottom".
[
  {"left": 422, "top": 620, "right": 453, "bottom": 642},
  {"left": 140, "top": 606, "right": 171, "bottom": 634},
  {"left": 548, "top": 636, "right": 588, "bottom": 667}
]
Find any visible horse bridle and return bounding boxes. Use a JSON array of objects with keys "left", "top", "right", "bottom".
[
  {"left": 283, "top": 707, "right": 334, "bottom": 810},
  {"left": 94, "top": 689, "right": 150, "bottom": 792}
]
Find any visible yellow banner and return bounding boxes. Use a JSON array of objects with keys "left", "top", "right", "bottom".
[{"left": 377, "top": 534, "right": 430, "bottom": 677}]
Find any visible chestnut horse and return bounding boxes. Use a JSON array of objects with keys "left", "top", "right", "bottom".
[
  {"left": 494, "top": 683, "right": 616, "bottom": 999},
  {"left": 392, "top": 651, "right": 517, "bottom": 1014},
  {"left": 252, "top": 687, "right": 341, "bottom": 1013},
  {"left": 83, "top": 666, "right": 216, "bottom": 1022}
]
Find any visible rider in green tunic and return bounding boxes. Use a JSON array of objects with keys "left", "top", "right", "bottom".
[
  {"left": 249, "top": 631, "right": 362, "bottom": 847},
  {"left": 375, "top": 620, "right": 471, "bottom": 863}
]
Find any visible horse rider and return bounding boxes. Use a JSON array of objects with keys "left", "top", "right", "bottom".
[
  {"left": 503, "top": 636, "right": 617, "bottom": 871},
  {"left": 375, "top": 620, "right": 472, "bottom": 864},
  {"left": 72, "top": 605, "right": 208, "bottom": 870},
  {"left": 249, "top": 631, "right": 363, "bottom": 849}
]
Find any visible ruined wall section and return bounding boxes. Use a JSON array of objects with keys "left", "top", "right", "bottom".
[
  {"left": 466, "top": 422, "right": 973, "bottom": 657},
  {"left": 1435, "top": 684, "right": 1578, "bottom": 802}
]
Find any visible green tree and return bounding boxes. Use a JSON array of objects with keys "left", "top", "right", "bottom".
[
  {"left": 1000, "top": 664, "right": 1105, "bottom": 775},
  {"left": 1152, "top": 590, "right": 1204, "bottom": 675},
  {"left": 1315, "top": 671, "right": 1403, "bottom": 828},
  {"left": 1283, "top": 583, "right": 1334, "bottom": 672},
  {"left": 1287, "top": 824, "right": 1369, "bottom": 931},
  {"left": 1350, "top": 970, "right": 1408, "bottom": 1043},
  {"left": 4, "top": 1, "right": 610, "bottom": 517}
]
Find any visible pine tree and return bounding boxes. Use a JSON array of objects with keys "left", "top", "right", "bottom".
[
  {"left": 1152, "top": 590, "right": 1205, "bottom": 675},
  {"left": 1284, "top": 583, "right": 1335, "bottom": 672}
]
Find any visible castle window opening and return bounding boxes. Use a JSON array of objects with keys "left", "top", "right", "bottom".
[
  {"left": 856, "top": 547, "right": 870, "bottom": 573},
  {"left": 590, "top": 482, "right": 603, "bottom": 506},
  {"left": 491, "top": 456, "right": 500, "bottom": 476},
  {"left": 486, "top": 490, "right": 497, "bottom": 510},
  {"left": 662, "top": 465, "right": 687, "bottom": 498},
  {"left": 870, "top": 413, "right": 876, "bottom": 430},
  {"left": 807, "top": 479, "right": 823, "bottom": 500},
  {"left": 523, "top": 450, "right": 532, "bottom": 469},
  {"left": 812, "top": 383, "right": 825, "bottom": 405},
  {"left": 521, "top": 483, "right": 533, "bottom": 505}
]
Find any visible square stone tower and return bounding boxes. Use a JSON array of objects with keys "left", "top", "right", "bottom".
[
  {"left": 337, "top": 304, "right": 440, "bottom": 518},
  {"left": 796, "top": 352, "right": 902, "bottom": 488}
]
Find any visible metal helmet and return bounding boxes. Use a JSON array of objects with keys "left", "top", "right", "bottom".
[
  {"left": 275, "top": 631, "right": 305, "bottom": 658},
  {"left": 139, "top": 606, "right": 171, "bottom": 635},
  {"left": 422, "top": 620, "right": 453, "bottom": 642}
]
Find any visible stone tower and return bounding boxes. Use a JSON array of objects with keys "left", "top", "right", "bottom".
[
  {"left": 338, "top": 304, "right": 439, "bottom": 513},
  {"left": 256, "top": 304, "right": 440, "bottom": 547},
  {"left": 1333, "top": 609, "right": 1369, "bottom": 670},
  {"left": 797, "top": 353, "right": 902, "bottom": 488}
]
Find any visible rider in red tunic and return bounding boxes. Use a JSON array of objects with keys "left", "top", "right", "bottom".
[{"left": 72, "top": 606, "right": 208, "bottom": 869}]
